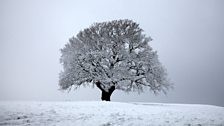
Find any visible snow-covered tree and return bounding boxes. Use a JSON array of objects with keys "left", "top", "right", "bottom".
[{"left": 59, "top": 19, "right": 171, "bottom": 101}]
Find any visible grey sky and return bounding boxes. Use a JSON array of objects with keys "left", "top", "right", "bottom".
[{"left": 1, "top": 0, "right": 224, "bottom": 106}]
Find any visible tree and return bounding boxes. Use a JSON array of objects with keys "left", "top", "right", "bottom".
[{"left": 59, "top": 19, "right": 171, "bottom": 101}]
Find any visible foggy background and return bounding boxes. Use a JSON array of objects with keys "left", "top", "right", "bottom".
[{"left": 1, "top": 0, "right": 224, "bottom": 106}]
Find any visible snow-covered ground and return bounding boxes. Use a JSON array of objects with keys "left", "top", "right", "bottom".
[{"left": 0, "top": 101, "right": 223, "bottom": 126}]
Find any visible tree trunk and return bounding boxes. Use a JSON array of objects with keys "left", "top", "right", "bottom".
[
  {"left": 96, "top": 81, "right": 115, "bottom": 101},
  {"left": 101, "top": 85, "right": 115, "bottom": 101},
  {"left": 101, "top": 91, "right": 112, "bottom": 101}
]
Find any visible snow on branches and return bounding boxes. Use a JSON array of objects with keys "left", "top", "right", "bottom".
[{"left": 59, "top": 19, "right": 171, "bottom": 94}]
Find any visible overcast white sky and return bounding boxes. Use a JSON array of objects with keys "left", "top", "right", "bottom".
[{"left": 0, "top": 0, "right": 224, "bottom": 106}]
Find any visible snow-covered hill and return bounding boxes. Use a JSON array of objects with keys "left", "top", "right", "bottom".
[{"left": 0, "top": 101, "right": 223, "bottom": 126}]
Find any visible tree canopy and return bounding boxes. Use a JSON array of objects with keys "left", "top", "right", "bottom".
[{"left": 59, "top": 19, "right": 171, "bottom": 100}]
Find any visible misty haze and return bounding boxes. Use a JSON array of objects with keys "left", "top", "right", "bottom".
[{"left": 0, "top": 0, "right": 224, "bottom": 125}]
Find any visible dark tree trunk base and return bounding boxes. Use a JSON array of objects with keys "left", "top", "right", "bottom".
[
  {"left": 101, "top": 91, "right": 112, "bottom": 101},
  {"left": 96, "top": 81, "right": 115, "bottom": 101}
]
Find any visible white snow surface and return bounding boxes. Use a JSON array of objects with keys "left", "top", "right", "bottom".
[{"left": 0, "top": 101, "right": 224, "bottom": 126}]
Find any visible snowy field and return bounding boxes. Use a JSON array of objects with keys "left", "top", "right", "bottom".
[{"left": 0, "top": 101, "right": 224, "bottom": 126}]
